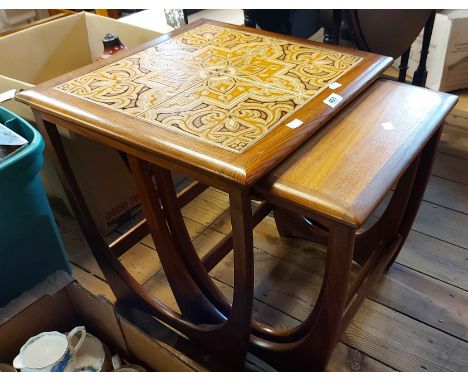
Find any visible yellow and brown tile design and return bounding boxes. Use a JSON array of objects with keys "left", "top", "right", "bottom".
[
  {"left": 56, "top": 24, "right": 363, "bottom": 152},
  {"left": 139, "top": 77, "right": 310, "bottom": 152},
  {"left": 57, "top": 58, "right": 212, "bottom": 116}
]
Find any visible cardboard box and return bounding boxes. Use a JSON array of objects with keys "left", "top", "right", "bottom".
[
  {"left": 118, "top": 9, "right": 175, "bottom": 34},
  {"left": 0, "top": 12, "right": 165, "bottom": 234},
  {"left": 393, "top": 10, "right": 468, "bottom": 92},
  {"left": 0, "top": 271, "right": 276, "bottom": 371},
  {"left": 445, "top": 89, "right": 468, "bottom": 129},
  {"left": 0, "top": 10, "right": 38, "bottom": 27},
  {"left": 0, "top": 272, "right": 204, "bottom": 371}
]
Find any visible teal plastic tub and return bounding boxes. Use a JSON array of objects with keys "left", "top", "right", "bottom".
[{"left": 0, "top": 106, "right": 71, "bottom": 306}]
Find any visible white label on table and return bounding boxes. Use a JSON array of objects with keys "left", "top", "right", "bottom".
[
  {"left": 323, "top": 93, "right": 343, "bottom": 108},
  {"left": 286, "top": 118, "right": 304, "bottom": 129},
  {"left": 328, "top": 82, "right": 342, "bottom": 90},
  {"left": 382, "top": 122, "right": 395, "bottom": 131},
  {"left": 0, "top": 89, "right": 16, "bottom": 103}
]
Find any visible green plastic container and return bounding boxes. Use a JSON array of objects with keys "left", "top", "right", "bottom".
[{"left": 0, "top": 106, "right": 71, "bottom": 306}]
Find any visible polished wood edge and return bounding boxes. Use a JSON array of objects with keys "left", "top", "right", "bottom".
[
  {"left": 254, "top": 186, "right": 356, "bottom": 228},
  {"left": 31, "top": 111, "right": 236, "bottom": 191},
  {"left": 17, "top": 104, "right": 245, "bottom": 188}
]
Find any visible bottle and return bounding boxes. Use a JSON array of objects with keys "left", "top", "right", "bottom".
[{"left": 98, "top": 33, "right": 127, "bottom": 61}]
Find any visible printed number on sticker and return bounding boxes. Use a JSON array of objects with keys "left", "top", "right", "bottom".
[{"left": 323, "top": 93, "right": 343, "bottom": 108}]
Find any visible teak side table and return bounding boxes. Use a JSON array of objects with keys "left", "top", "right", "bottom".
[
  {"left": 253, "top": 79, "right": 457, "bottom": 370},
  {"left": 14, "top": 19, "right": 443, "bottom": 370}
]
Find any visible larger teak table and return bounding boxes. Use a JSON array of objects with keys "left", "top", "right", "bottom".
[{"left": 17, "top": 19, "right": 396, "bottom": 369}]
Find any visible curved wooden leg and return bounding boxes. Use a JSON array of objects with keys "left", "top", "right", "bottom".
[
  {"left": 38, "top": 114, "right": 254, "bottom": 368},
  {"left": 385, "top": 126, "right": 443, "bottom": 270},
  {"left": 152, "top": 164, "right": 260, "bottom": 353},
  {"left": 273, "top": 208, "right": 329, "bottom": 244},
  {"left": 129, "top": 158, "right": 225, "bottom": 324},
  {"left": 250, "top": 222, "right": 355, "bottom": 371},
  {"left": 353, "top": 155, "right": 421, "bottom": 266},
  {"left": 151, "top": 165, "right": 232, "bottom": 315},
  {"left": 128, "top": 156, "right": 254, "bottom": 368},
  {"left": 151, "top": 165, "right": 301, "bottom": 342},
  {"left": 37, "top": 118, "right": 221, "bottom": 323},
  {"left": 36, "top": 117, "right": 144, "bottom": 301}
]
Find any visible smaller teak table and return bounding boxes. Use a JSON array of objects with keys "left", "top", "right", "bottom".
[{"left": 253, "top": 78, "right": 457, "bottom": 370}]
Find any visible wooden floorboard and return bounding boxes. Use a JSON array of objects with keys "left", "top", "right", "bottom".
[
  {"left": 397, "top": 231, "right": 468, "bottom": 291},
  {"left": 425, "top": 175, "right": 468, "bottom": 214},
  {"left": 432, "top": 152, "right": 468, "bottom": 185},
  {"left": 370, "top": 263, "right": 468, "bottom": 341},
  {"left": 342, "top": 300, "right": 468, "bottom": 371},
  {"left": 412, "top": 201, "right": 468, "bottom": 249},
  {"left": 439, "top": 124, "right": 468, "bottom": 160},
  {"left": 57, "top": 121, "right": 468, "bottom": 372}
]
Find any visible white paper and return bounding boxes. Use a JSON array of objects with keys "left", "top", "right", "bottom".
[
  {"left": 382, "top": 122, "right": 395, "bottom": 131},
  {"left": 0, "top": 89, "right": 17, "bottom": 103},
  {"left": 286, "top": 118, "right": 304, "bottom": 129},
  {"left": 323, "top": 93, "right": 343, "bottom": 108},
  {"left": 328, "top": 82, "right": 342, "bottom": 90}
]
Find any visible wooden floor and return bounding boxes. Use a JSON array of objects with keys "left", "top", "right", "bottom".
[{"left": 55, "top": 117, "right": 468, "bottom": 372}]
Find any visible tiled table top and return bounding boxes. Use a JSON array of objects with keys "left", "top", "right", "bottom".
[
  {"left": 55, "top": 24, "right": 362, "bottom": 153},
  {"left": 17, "top": 20, "right": 392, "bottom": 186}
]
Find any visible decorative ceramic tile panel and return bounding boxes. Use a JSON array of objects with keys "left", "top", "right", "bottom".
[
  {"left": 148, "top": 24, "right": 362, "bottom": 97},
  {"left": 234, "top": 42, "right": 363, "bottom": 96},
  {"left": 57, "top": 58, "right": 212, "bottom": 116},
  {"left": 155, "top": 23, "right": 269, "bottom": 54},
  {"left": 56, "top": 24, "right": 363, "bottom": 152},
  {"left": 138, "top": 76, "right": 310, "bottom": 152}
]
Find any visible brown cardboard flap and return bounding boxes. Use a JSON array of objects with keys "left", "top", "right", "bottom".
[
  {"left": 65, "top": 282, "right": 127, "bottom": 356},
  {"left": 0, "top": 13, "right": 90, "bottom": 85},
  {"left": 116, "top": 302, "right": 213, "bottom": 371},
  {"left": 117, "top": 305, "right": 273, "bottom": 372},
  {"left": 120, "top": 320, "right": 198, "bottom": 372}
]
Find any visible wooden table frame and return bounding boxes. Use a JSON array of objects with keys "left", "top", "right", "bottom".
[
  {"left": 253, "top": 126, "right": 443, "bottom": 370},
  {"left": 29, "top": 63, "right": 460, "bottom": 370},
  {"left": 19, "top": 20, "right": 443, "bottom": 371},
  {"left": 33, "top": 110, "right": 264, "bottom": 368},
  {"left": 33, "top": 107, "right": 443, "bottom": 371}
]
